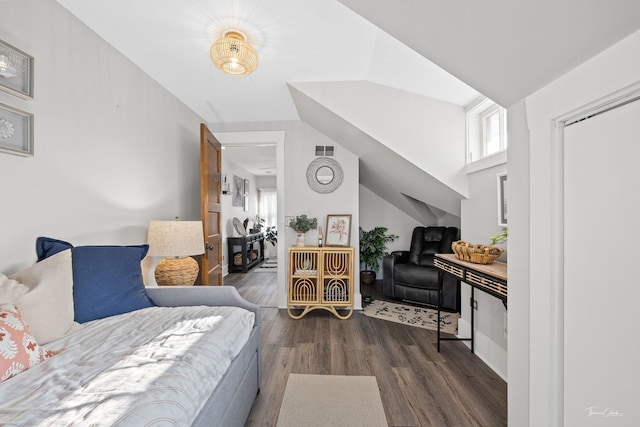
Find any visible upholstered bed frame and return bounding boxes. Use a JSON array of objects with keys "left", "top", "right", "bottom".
[{"left": 146, "top": 286, "right": 261, "bottom": 427}]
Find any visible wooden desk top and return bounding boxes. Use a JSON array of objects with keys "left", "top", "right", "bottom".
[{"left": 435, "top": 253, "right": 507, "bottom": 282}]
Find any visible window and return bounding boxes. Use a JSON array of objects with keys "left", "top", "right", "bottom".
[
  {"left": 466, "top": 98, "right": 507, "bottom": 163},
  {"left": 258, "top": 189, "right": 277, "bottom": 228}
]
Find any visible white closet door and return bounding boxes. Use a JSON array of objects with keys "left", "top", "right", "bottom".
[{"left": 563, "top": 99, "right": 640, "bottom": 425}]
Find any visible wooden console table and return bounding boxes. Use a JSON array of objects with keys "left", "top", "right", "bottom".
[
  {"left": 434, "top": 253, "right": 507, "bottom": 352},
  {"left": 227, "top": 232, "right": 264, "bottom": 273}
]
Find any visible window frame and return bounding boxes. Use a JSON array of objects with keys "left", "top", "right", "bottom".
[{"left": 466, "top": 98, "right": 508, "bottom": 164}]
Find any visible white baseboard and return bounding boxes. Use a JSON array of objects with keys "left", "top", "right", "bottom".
[{"left": 457, "top": 318, "right": 508, "bottom": 382}]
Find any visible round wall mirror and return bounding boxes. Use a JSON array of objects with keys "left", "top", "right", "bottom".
[
  {"left": 316, "top": 166, "right": 334, "bottom": 184},
  {"left": 306, "top": 157, "right": 343, "bottom": 193}
]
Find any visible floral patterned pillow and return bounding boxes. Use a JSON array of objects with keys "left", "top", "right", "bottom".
[{"left": 0, "top": 304, "right": 56, "bottom": 382}]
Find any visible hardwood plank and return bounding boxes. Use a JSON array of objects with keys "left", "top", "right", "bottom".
[{"left": 225, "top": 270, "right": 507, "bottom": 427}]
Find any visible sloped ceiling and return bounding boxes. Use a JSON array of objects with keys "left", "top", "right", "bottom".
[
  {"left": 56, "top": 0, "right": 478, "bottom": 123},
  {"left": 289, "top": 81, "right": 467, "bottom": 221},
  {"left": 339, "top": 0, "right": 640, "bottom": 107},
  {"left": 55, "top": 0, "right": 640, "bottom": 221}
]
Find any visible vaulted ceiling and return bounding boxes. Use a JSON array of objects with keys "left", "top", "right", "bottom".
[{"left": 57, "top": 0, "right": 640, "bottom": 222}]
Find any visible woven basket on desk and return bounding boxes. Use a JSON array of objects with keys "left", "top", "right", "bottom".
[{"left": 451, "top": 240, "right": 504, "bottom": 265}]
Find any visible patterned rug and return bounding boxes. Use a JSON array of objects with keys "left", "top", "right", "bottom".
[
  {"left": 254, "top": 259, "right": 277, "bottom": 272},
  {"left": 362, "top": 299, "right": 459, "bottom": 335}
]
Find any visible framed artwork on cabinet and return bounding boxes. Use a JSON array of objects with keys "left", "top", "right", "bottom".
[{"left": 326, "top": 214, "right": 352, "bottom": 247}]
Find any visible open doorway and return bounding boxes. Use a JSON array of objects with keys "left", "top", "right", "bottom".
[
  {"left": 213, "top": 130, "right": 286, "bottom": 307},
  {"left": 220, "top": 142, "right": 277, "bottom": 266}
]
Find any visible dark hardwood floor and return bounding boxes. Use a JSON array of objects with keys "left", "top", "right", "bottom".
[{"left": 224, "top": 268, "right": 507, "bottom": 427}]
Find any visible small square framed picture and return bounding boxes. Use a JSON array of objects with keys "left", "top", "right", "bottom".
[
  {"left": 0, "top": 102, "right": 33, "bottom": 157},
  {"left": 325, "top": 214, "right": 352, "bottom": 247}
]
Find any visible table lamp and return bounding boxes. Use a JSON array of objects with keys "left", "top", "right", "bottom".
[{"left": 147, "top": 219, "right": 205, "bottom": 286}]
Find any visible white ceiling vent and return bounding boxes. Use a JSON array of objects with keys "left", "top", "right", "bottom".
[{"left": 315, "top": 145, "right": 335, "bottom": 157}]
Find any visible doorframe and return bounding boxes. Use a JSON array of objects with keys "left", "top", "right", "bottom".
[
  {"left": 213, "top": 130, "right": 286, "bottom": 307},
  {"left": 548, "top": 81, "right": 640, "bottom": 425}
]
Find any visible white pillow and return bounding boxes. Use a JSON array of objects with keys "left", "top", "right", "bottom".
[{"left": 1, "top": 250, "right": 75, "bottom": 345}]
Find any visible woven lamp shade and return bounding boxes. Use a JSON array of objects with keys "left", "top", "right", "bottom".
[
  {"left": 147, "top": 220, "right": 205, "bottom": 286},
  {"left": 210, "top": 31, "right": 258, "bottom": 76}
]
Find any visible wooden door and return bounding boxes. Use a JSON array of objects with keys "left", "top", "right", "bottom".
[{"left": 200, "top": 123, "right": 223, "bottom": 285}]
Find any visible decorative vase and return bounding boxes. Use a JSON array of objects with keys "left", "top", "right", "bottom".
[{"left": 295, "top": 234, "right": 305, "bottom": 247}]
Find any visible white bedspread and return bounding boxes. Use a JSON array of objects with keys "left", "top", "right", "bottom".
[{"left": 0, "top": 305, "right": 255, "bottom": 426}]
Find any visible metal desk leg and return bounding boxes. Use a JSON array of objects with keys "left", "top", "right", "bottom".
[
  {"left": 471, "top": 286, "right": 475, "bottom": 353},
  {"left": 437, "top": 270, "right": 443, "bottom": 352}
]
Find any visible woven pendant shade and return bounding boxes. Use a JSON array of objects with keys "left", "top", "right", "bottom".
[{"left": 210, "top": 30, "right": 258, "bottom": 76}]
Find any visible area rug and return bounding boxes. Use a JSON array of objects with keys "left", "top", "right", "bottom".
[
  {"left": 277, "top": 374, "right": 388, "bottom": 427},
  {"left": 362, "top": 299, "right": 459, "bottom": 335},
  {"left": 254, "top": 259, "right": 277, "bottom": 272}
]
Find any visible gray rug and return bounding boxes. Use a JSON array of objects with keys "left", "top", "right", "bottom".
[
  {"left": 362, "top": 299, "right": 459, "bottom": 335},
  {"left": 277, "top": 374, "right": 388, "bottom": 427}
]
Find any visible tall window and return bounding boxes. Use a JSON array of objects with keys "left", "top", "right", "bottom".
[
  {"left": 467, "top": 98, "right": 507, "bottom": 163},
  {"left": 258, "top": 189, "right": 277, "bottom": 228}
]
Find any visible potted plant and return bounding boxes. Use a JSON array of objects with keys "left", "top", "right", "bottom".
[
  {"left": 249, "top": 215, "right": 265, "bottom": 234},
  {"left": 359, "top": 226, "right": 398, "bottom": 285},
  {"left": 288, "top": 215, "right": 317, "bottom": 247},
  {"left": 265, "top": 226, "right": 277, "bottom": 247},
  {"left": 489, "top": 227, "right": 508, "bottom": 245}
]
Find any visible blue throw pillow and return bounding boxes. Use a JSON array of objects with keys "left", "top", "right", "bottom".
[
  {"left": 36, "top": 237, "right": 155, "bottom": 323},
  {"left": 36, "top": 236, "right": 73, "bottom": 261}
]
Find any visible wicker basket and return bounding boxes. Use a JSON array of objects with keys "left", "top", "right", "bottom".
[{"left": 451, "top": 240, "right": 504, "bottom": 265}]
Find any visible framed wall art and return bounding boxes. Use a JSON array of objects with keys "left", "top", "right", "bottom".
[
  {"left": 0, "top": 102, "right": 33, "bottom": 157},
  {"left": 497, "top": 173, "right": 507, "bottom": 226},
  {"left": 232, "top": 175, "right": 244, "bottom": 207},
  {"left": 0, "top": 39, "right": 34, "bottom": 99},
  {"left": 326, "top": 214, "right": 352, "bottom": 247}
]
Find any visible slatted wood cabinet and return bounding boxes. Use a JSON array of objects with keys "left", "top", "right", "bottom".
[{"left": 287, "top": 246, "right": 354, "bottom": 319}]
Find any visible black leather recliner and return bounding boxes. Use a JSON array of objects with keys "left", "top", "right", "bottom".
[{"left": 382, "top": 226, "right": 460, "bottom": 312}]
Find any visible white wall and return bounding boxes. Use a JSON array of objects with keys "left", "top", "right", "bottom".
[
  {"left": 0, "top": 1, "right": 204, "bottom": 282},
  {"left": 212, "top": 120, "right": 360, "bottom": 308},
  {"left": 512, "top": 28, "right": 640, "bottom": 427},
  {"left": 460, "top": 163, "right": 508, "bottom": 380},
  {"left": 359, "top": 185, "right": 423, "bottom": 271},
  {"left": 220, "top": 159, "right": 258, "bottom": 275},
  {"left": 505, "top": 100, "right": 530, "bottom": 427}
]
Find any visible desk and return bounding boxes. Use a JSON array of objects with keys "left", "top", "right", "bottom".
[{"left": 434, "top": 253, "right": 507, "bottom": 352}]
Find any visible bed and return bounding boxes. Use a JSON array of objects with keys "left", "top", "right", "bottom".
[{"left": 0, "top": 239, "right": 261, "bottom": 426}]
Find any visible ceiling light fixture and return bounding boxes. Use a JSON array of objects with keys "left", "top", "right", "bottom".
[{"left": 210, "top": 30, "right": 258, "bottom": 76}]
